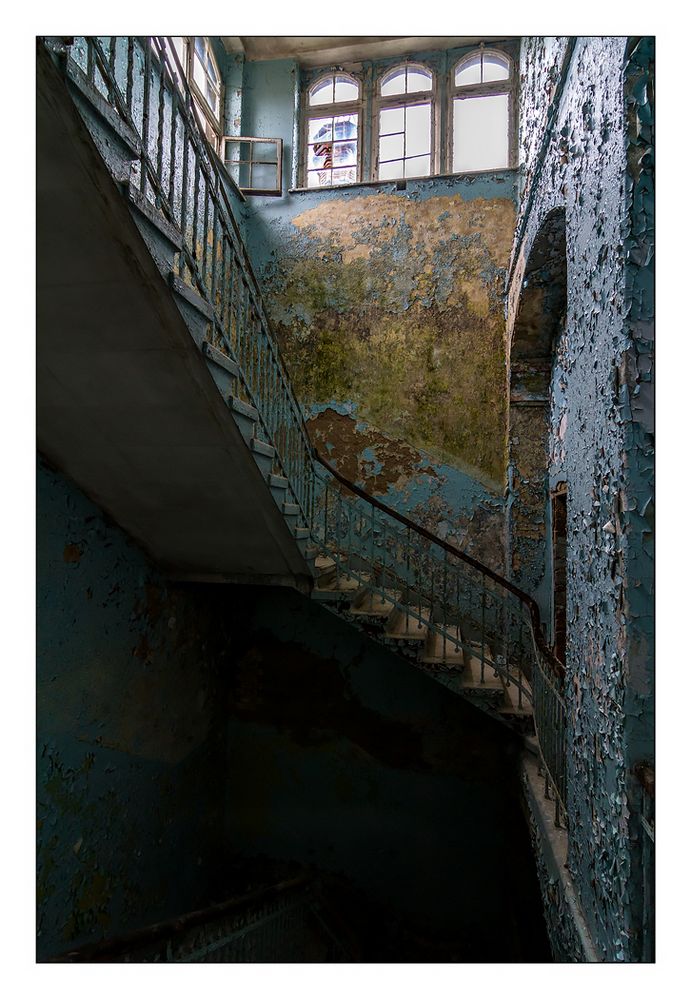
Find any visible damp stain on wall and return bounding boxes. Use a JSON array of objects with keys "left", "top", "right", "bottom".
[
  {"left": 308, "top": 401, "right": 506, "bottom": 572},
  {"left": 259, "top": 190, "right": 516, "bottom": 490}
]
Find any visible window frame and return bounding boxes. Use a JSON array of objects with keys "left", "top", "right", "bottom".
[
  {"left": 172, "top": 36, "right": 223, "bottom": 152},
  {"left": 296, "top": 45, "right": 518, "bottom": 191},
  {"left": 373, "top": 61, "right": 437, "bottom": 182},
  {"left": 447, "top": 47, "right": 516, "bottom": 175},
  {"left": 301, "top": 69, "right": 363, "bottom": 189}
]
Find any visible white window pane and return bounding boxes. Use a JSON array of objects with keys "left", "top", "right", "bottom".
[
  {"left": 251, "top": 163, "right": 277, "bottom": 190},
  {"left": 332, "top": 140, "right": 357, "bottom": 166},
  {"left": 404, "top": 155, "right": 431, "bottom": 178},
  {"left": 172, "top": 37, "right": 186, "bottom": 67},
  {"left": 380, "top": 106, "right": 405, "bottom": 135},
  {"left": 309, "top": 77, "right": 334, "bottom": 106},
  {"left": 308, "top": 116, "right": 333, "bottom": 142},
  {"left": 333, "top": 114, "right": 358, "bottom": 141},
  {"left": 307, "top": 170, "right": 323, "bottom": 188},
  {"left": 205, "top": 48, "right": 219, "bottom": 86},
  {"left": 455, "top": 54, "right": 482, "bottom": 87},
  {"left": 331, "top": 167, "right": 357, "bottom": 185},
  {"left": 380, "top": 133, "right": 404, "bottom": 161},
  {"left": 192, "top": 53, "right": 207, "bottom": 94},
  {"left": 334, "top": 75, "right": 359, "bottom": 102},
  {"left": 482, "top": 52, "right": 510, "bottom": 82},
  {"left": 406, "top": 67, "right": 433, "bottom": 93},
  {"left": 381, "top": 67, "right": 406, "bottom": 96},
  {"left": 453, "top": 94, "right": 509, "bottom": 172},
  {"left": 405, "top": 103, "right": 431, "bottom": 157},
  {"left": 379, "top": 159, "right": 403, "bottom": 180}
]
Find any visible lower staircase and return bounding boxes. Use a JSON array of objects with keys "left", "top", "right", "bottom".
[{"left": 312, "top": 553, "right": 533, "bottom": 732}]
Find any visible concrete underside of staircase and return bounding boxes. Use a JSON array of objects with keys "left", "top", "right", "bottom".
[{"left": 36, "top": 48, "right": 309, "bottom": 585}]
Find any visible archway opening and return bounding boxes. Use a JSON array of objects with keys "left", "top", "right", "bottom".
[{"left": 508, "top": 207, "right": 567, "bottom": 635}]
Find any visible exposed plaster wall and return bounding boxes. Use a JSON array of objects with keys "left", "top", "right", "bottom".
[
  {"left": 223, "top": 584, "right": 552, "bottom": 960},
  {"left": 507, "top": 36, "right": 654, "bottom": 961},
  {"left": 37, "top": 459, "right": 230, "bottom": 959},
  {"left": 237, "top": 174, "right": 517, "bottom": 564},
  {"left": 250, "top": 178, "right": 516, "bottom": 492}
]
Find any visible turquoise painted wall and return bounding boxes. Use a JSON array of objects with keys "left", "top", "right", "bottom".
[{"left": 36, "top": 459, "right": 231, "bottom": 959}]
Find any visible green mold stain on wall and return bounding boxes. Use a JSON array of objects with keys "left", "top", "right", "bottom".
[{"left": 263, "top": 193, "right": 515, "bottom": 488}]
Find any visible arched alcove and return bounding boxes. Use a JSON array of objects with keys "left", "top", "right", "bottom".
[{"left": 508, "top": 208, "right": 567, "bottom": 613}]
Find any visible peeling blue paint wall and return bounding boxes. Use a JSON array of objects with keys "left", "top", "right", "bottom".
[
  {"left": 37, "top": 458, "right": 230, "bottom": 959},
  {"left": 507, "top": 36, "right": 654, "bottom": 961}
]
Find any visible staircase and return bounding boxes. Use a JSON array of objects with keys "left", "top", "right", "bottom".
[{"left": 38, "top": 36, "right": 569, "bottom": 827}]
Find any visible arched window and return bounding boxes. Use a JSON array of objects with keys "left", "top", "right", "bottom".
[
  {"left": 376, "top": 63, "right": 434, "bottom": 180},
  {"left": 451, "top": 48, "right": 512, "bottom": 172},
  {"left": 305, "top": 72, "right": 361, "bottom": 188}
]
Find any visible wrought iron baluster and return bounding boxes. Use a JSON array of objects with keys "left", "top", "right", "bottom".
[
  {"left": 126, "top": 37, "right": 134, "bottom": 113},
  {"left": 141, "top": 40, "right": 151, "bottom": 196}
]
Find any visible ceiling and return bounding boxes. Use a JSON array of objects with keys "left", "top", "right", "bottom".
[{"left": 221, "top": 36, "right": 512, "bottom": 67}]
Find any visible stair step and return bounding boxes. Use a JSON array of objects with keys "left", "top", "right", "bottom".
[
  {"left": 312, "top": 572, "right": 369, "bottom": 601},
  {"left": 202, "top": 341, "right": 240, "bottom": 379},
  {"left": 268, "top": 474, "right": 289, "bottom": 490},
  {"left": 313, "top": 555, "right": 337, "bottom": 585},
  {"left": 463, "top": 652, "right": 504, "bottom": 690},
  {"left": 350, "top": 589, "right": 400, "bottom": 619},
  {"left": 229, "top": 396, "right": 258, "bottom": 421},
  {"left": 169, "top": 272, "right": 214, "bottom": 320},
  {"left": 294, "top": 526, "right": 310, "bottom": 540},
  {"left": 421, "top": 626, "right": 465, "bottom": 665},
  {"left": 250, "top": 438, "right": 275, "bottom": 459},
  {"left": 498, "top": 672, "right": 533, "bottom": 716},
  {"left": 283, "top": 502, "right": 300, "bottom": 517},
  {"left": 126, "top": 183, "right": 183, "bottom": 249},
  {"left": 384, "top": 607, "right": 429, "bottom": 641}
]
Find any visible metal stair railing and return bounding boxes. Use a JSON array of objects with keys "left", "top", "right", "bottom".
[
  {"left": 48, "top": 874, "right": 350, "bottom": 962},
  {"left": 43, "top": 35, "right": 568, "bottom": 828},
  {"left": 313, "top": 452, "right": 569, "bottom": 828},
  {"left": 49, "top": 35, "right": 315, "bottom": 527}
]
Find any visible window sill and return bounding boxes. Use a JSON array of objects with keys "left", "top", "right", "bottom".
[{"left": 289, "top": 166, "right": 517, "bottom": 195}]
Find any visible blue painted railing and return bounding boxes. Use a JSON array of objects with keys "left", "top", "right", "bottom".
[{"left": 45, "top": 35, "right": 568, "bottom": 828}]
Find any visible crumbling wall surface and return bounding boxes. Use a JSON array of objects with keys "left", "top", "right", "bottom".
[
  {"left": 619, "top": 35, "right": 655, "bottom": 947},
  {"left": 249, "top": 173, "right": 516, "bottom": 519},
  {"left": 36, "top": 459, "right": 230, "bottom": 959},
  {"left": 309, "top": 402, "right": 505, "bottom": 571},
  {"left": 508, "top": 37, "right": 654, "bottom": 961},
  {"left": 517, "top": 37, "right": 569, "bottom": 210}
]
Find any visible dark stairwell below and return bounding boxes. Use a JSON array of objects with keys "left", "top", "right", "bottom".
[
  {"left": 219, "top": 584, "right": 552, "bottom": 962},
  {"left": 37, "top": 459, "right": 551, "bottom": 962}
]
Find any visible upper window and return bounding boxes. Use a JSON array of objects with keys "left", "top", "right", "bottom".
[
  {"left": 171, "top": 36, "right": 222, "bottom": 150},
  {"left": 377, "top": 63, "right": 434, "bottom": 181},
  {"left": 451, "top": 49, "right": 512, "bottom": 173},
  {"left": 299, "top": 46, "right": 515, "bottom": 189},
  {"left": 305, "top": 72, "right": 360, "bottom": 188}
]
